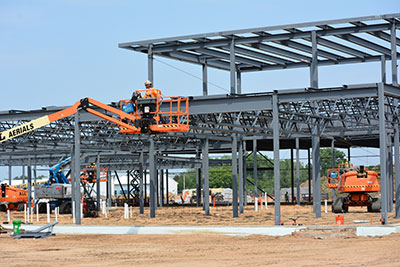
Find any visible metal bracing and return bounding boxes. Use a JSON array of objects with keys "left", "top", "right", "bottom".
[{"left": 120, "top": 14, "right": 400, "bottom": 75}]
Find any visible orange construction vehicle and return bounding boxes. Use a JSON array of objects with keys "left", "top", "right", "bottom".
[
  {"left": 0, "top": 184, "right": 28, "bottom": 211},
  {"left": 0, "top": 86, "right": 189, "bottom": 143},
  {"left": 327, "top": 163, "right": 381, "bottom": 213}
]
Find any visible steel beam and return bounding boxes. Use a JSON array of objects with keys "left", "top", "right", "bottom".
[
  {"left": 296, "top": 138, "right": 300, "bottom": 205},
  {"left": 139, "top": 152, "right": 144, "bottom": 214},
  {"left": 273, "top": 92, "right": 280, "bottom": 225},
  {"left": 310, "top": 31, "right": 319, "bottom": 89},
  {"left": 395, "top": 124, "right": 400, "bottom": 218},
  {"left": 237, "top": 71, "right": 242, "bottom": 95},
  {"left": 202, "top": 64, "right": 208, "bottom": 96},
  {"left": 74, "top": 112, "right": 81, "bottom": 225},
  {"left": 202, "top": 138, "right": 210, "bottom": 216},
  {"left": 232, "top": 134, "right": 238, "bottom": 217},
  {"left": 312, "top": 132, "right": 321, "bottom": 218},
  {"left": 238, "top": 137, "right": 244, "bottom": 213},
  {"left": 391, "top": 23, "right": 398, "bottom": 86},
  {"left": 96, "top": 154, "right": 101, "bottom": 212},
  {"left": 27, "top": 158, "right": 32, "bottom": 221},
  {"left": 253, "top": 138, "right": 258, "bottom": 210},
  {"left": 331, "top": 139, "right": 336, "bottom": 203},
  {"left": 148, "top": 44, "right": 154, "bottom": 85},
  {"left": 230, "top": 39, "right": 236, "bottom": 94},
  {"left": 378, "top": 83, "right": 388, "bottom": 224},
  {"left": 149, "top": 137, "right": 156, "bottom": 218}
]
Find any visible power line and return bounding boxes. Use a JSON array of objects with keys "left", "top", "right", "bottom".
[{"left": 154, "top": 57, "right": 230, "bottom": 94}]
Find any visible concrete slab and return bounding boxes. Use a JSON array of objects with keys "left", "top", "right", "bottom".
[
  {"left": 356, "top": 226, "right": 400, "bottom": 237},
  {"left": 2, "top": 224, "right": 304, "bottom": 236}
]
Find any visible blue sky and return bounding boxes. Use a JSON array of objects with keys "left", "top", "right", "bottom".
[{"left": 0, "top": 0, "right": 398, "bottom": 179}]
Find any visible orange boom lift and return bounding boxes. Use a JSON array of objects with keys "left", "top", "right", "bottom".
[
  {"left": 327, "top": 163, "right": 381, "bottom": 213},
  {"left": 0, "top": 184, "right": 28, "bottom": 211},
  {"left": 0, "top": 87, "right": 189, "bottom": 143}
]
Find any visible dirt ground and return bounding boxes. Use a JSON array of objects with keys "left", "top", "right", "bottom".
[
  {"left": 2, "top": 204, "right": 400, "bottom": 266},
  {"left": 1, "top": 203, "right": 400, "bottom": 226},
  {"left": 1, "top": 233, "right": 400, "bottom": 266}
]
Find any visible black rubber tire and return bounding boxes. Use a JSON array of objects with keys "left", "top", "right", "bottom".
[
  {"left": 332, "top": 197, "right": 345, "bottom": 213},
  {"left": 370, "top": 198, "right": 381, "bottom": 212},
  {"left": 0, "top": 204, "right": 6, "bottom": 212},
  {"left": 38, "top": 202, "right": 51, "bottom": 214},
  {"left": 59, "top": 202, "right": 72, "bottom": 214}
]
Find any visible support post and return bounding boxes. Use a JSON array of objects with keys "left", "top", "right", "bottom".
[
  {"left": 202, "top": 138, "right": 210, "bottom": 216},
  {"left": 273, "top": 91, "right": 281, "bottom": 225},
  {"left": 290, "top": 148, "right": 294, "bottom": 203},
  {"left": 312, "top": 132, "right": 321, "bottom": 218},
  {"left": 232, "top": 134, "right": 238, "bottom": 218},
  {"left": 378, "top": 82, "right": 388, "bottom": 224},
  {"left": 166, "top": 169, "right": 169, "bottom": 206},
  {"left": 331, "top": 139, "right": 336, "bottom": 203},
  {"left": 139, "top": 152, "right": 144, "bottom": 214},
  {"left": 22, "top": 165, "right": 25, "bottom": 185},
  {"left": 296, "top": 138, "right": 300, "bottom": 205},
  {"left": 243, "top": 150, "right": 248, "bottom": 206},
  {"left": 202, "top": 64, "right": 208, "bottom": 96},
  {"left": 149, "top": 137, "right": 156, "bottom": 218},
  {"left": 148, "top": 44, "right": 154, "bottom": 85},
  {"left": 96, "top": 155, "right": 101, "bottom": 212},
  {"left": 391, "top": 23, "right": 398, "bottom": 86},
  {"left": 27, "top": 158, "right": 32, "bottom": 222},
  {"left": 348, "top": 147, "right": 351, "bottom": 162},
  {"left": 74, "top": 112, "right": 81, "bottom": 225},
  {"left": 308, "top": 148, "right": 311, "bottom": 203},
  {"left": 196, "top": 149, "right": 201, "bottom": 207},
  {"left": 237, "top": 71, "right": 242, "bottom": 94},
  {"left": 107, "top": 169, "right": 112, "bottom": 206},
  {"left": 230, "top": 38, "right": 236, "bottom": 95},
  {"left": 253, "top": 139, "right": 258, "bottom": 210},
  {"left": 381, "top": 55, "right": 387, "bottom": 83},
  {"left": 395, "top": 124, "right": 400, "bottom": 218},
  {"left": 8, "top": 164, "right": 11, "bottom": 186},
  {"left": 310, "top": 31, "right": 319, "bottom": 89},
  {"left": 238, "top": 137, "right": 244, "bottom": 213},
  {"left": 160, "top": 169, "right": 164, "bottom": 207}
]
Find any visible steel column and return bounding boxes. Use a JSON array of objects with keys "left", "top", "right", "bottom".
[
  {"left": 238, "top": 137, "right": 244, "bottom": 213},
  {"left": 381, "top": 55, "right": 387, "bottom": 83},
  {"left": 378, "top": 82, "right": 388, "bottom": 224},
  {"left": 348, "top": 147, "right": 351, "bottom": 161},
  {"left": 202, "top": 64, "right": 208, "bottom": 96},
  {"left": 312, "top": 131, "right": 321, "bottom": 218},
  {"left": 391, "top": 23, "right": 398, "bottom": 86},
  {"left": 107, "top": 169, "right": 112, "bottom": 206},
  {"left": 296, "top": 137, "right": 300, "bottom": 205},
  {"left": 149, "top": 137, "right": 156, "bottom": 218},
  {"left": 290, "top": 148, "right": 294, "bottom": 202},
  {"left": 243, "top": 150, "right": 248, "bottom": 206},
  {"left": 273, "top": 91, "right": 280, "bottom": 225},
  {"left": 160, "top": 169, "right": 164, "bottom": 206},
  {"left": 96, "top": 154, "right": 101, "bottom": 211},
  {"left": 331, "top": 139, "right": 336, "bottom": 203},
  {"left": 230, "top": 38, "right": 236, "bottom": 95},
  {"left": 202, "top": 138, "right": 210, "bottom": 216},
  {"left": 310, "top": 31, "right": 319, "bottom": 88},
  {"left": 22, "top": 165, "right": 25, "bottom": 184},
  {"left": 232, "top": 134, "right": 238, "bottom": 218},
  {"left": 237, "top": 71, "right": 242, "bottom": 94},
  {"left": 74, "top": 112, "right": 81, "bottom": 225},
  {"left": 395, "top": 124, "right": 400, "bottom": 218},
  {"left": 148, "top": 44, "right": 154, "bottom": 84},
  {"left": 308, "top": 148, "right": 311, "bottom": 203},
  {"left": 166, "top": 169, "right": 169, "bottom": 206},
  {"left": 8, "top": 164, "right": 11, "bottom": 185},
  {"left": 253, "top": 138, "right": 258, "bottom": 209},
  {"left": 139, "top": 152, "right": 144, "bottom": 214},
  {"left": 27, "top": 158, "right": 32, "bottom": 220},
  {"left": 196, "top": 150, "right": 201, "bottom": 207}
]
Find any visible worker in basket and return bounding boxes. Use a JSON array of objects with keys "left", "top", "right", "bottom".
[{"left": 143, "top": 80, "right": 161, "bottom": 99}]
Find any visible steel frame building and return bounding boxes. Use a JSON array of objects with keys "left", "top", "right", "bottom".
[{"left": 1, "top": 13, "right": 399, "bottom": 225}]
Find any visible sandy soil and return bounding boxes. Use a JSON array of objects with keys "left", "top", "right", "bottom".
[
  {"left": 1, "top": 204, "right": 400, "bottom": 226},
  {"left": 1, "top": 233, "right": 400, "bottom": 267}
]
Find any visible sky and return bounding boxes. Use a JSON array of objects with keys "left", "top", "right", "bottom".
[{"left": 0, "top": 0, "right": 399, "bottom": 179}]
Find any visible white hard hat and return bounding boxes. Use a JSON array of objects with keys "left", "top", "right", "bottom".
[{"left": 144, "top": 80, "right": 152, "bottom": 86}]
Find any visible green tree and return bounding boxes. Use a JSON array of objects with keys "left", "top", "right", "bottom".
[{"left": 319, "top": 148, "right": 346, "bottom": 176}]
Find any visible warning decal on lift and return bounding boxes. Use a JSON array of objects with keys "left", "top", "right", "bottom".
[{"left": 0, "top": 115, "right": 50, "bottom": 143}]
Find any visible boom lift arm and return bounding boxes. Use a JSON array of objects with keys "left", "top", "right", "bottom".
[{"left": 0, "top": 92, "right": 189, "bottom": 143}]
